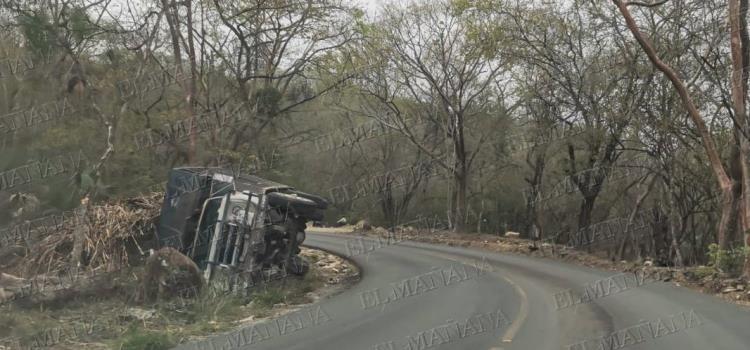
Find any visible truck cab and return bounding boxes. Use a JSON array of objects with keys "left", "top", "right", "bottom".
[{"left": 156, "top": 167, "right": 327, "bottom": 281}]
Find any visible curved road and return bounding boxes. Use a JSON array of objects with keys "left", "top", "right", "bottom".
[{"left": 174, "top": 231, "right": 750, "bottom": 350}]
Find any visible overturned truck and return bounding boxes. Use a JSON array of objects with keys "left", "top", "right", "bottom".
[{"left": 155, "top": 167, "right": 328, "bottom": 286}]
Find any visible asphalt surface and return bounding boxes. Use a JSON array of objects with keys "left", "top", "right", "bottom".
[{"left": 173, "top": 232, "right": 750, "bottom": 350}]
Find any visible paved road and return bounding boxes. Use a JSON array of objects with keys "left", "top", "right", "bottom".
[{"left": 174, "top": 232, "right": 750, "bottom": 350}]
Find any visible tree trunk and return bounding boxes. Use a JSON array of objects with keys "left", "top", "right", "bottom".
[
  {"left": 722, "top": 141, "right": 744, "bottom": 249},
  {"left": 728, "top": 0, "right": 750, "bottom": 278},
  {"left": 665, "top": 187, "right": 685, "bottom": 267},
  {"left": 452, "top": 119, "right": 468, "bottom": 232},
  {"left": 160, "top": 0, "right": 195, "bottom": 163},
  {"left": 70, "top": 196, "right": 90, "bottom": 267},
  {"left": 185, "top": 0, "right": 198, "bottom": 164},
  {"left": 578, "top": 195, "right": 597, "bottom": 248},
  {"left": 616, "top": 176, "right": 656, "bottom": 261},
  {"left": 523, "top": 150, "right": 546, "bottom": 239},
  {"left": 615, "top": 0, "right": 735, "bottom": 255},
  {"left": 453, "top": 172, "right": 467, "bottom": 232}
]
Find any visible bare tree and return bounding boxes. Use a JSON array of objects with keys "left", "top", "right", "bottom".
[
  {"left": 203, "top": 0, "right": 359, "bottom": 152},
  {"left": 614, "top": 0, "right": 750, "bottom": 276},
  {"left": 507, "top": 1, "right": 651, "bottom": 241},
  {"left": 354, "top": 0, "right": 508, "bottom": 231}
]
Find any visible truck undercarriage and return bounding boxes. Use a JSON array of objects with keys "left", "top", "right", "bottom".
[{"left": 155, "top": 167, "right": 327, "bottom": 287}]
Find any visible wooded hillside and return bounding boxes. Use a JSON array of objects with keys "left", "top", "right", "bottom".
[{"left": 1, "top": 0, "right": 749, "bottom": 277}]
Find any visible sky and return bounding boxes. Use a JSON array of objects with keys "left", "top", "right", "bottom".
[{"left": 353, "top": 0, "right": 386, "bottom": 15}]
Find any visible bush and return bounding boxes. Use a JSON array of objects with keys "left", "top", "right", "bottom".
[
  {"left": 116, "top": 330, "right": 175, "bottom": 350},
  {"left": 691, "top": 265, "right": 715, "bottom": 280},
  {"left": 707, "top": 243, "right": 749, "bottom": 276}
]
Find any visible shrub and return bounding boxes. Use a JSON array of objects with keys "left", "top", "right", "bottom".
[
  {"left": 692, "top": 265, "right": 715, "bottom": 280},
  {"left": 707, "top": 243, "right": 749, "bottom": 276}
]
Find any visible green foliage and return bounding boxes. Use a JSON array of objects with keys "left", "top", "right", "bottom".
[
  {"left": 352, "top": 7, "right": 376, "bottom": 36},
  {"left": 255, "top": 87, "right": 283, "bottom": 115},
  {"left": 692, "top": 265, "right": 716, "bottom": 280},
  {"left": 707, "top": 243, "right": 749, "bottom": 276},
  {"left": 352, "top": 7, "right": 365, "bottom": 20},
  {"left": 69, "top": 7, "right": 95, "bottom": 44},
  {"left": 454, "top": 0, "right": 500, "bottom": 12},
  {"left": 18, "top": 11, "right": 54, "bottom": 59},
  {"left": 115, "top": 329, "right": 175, "bottom": 350}
]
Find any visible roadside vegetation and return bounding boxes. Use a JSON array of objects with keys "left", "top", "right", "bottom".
[{"left": 0, "top": 248, "right": 354, "bottom": 349}]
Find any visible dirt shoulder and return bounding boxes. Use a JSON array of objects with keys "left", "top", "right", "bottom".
[{"left": 311, "top": 225, "right": 750, "bottom": 308}]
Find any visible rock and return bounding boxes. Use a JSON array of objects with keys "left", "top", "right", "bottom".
[
  {"left": 139, "top": 247, "right": 204, "bottom": 302},
  {"left": 335, "top": 217, "right": 348, "bottom": 227},
  {"left": 273, "top": 303, "right": 286, "bottom": 308},
  {"left": 373, "top": 227, "right": 389, "bottom": 236},
  {"left": 737, "top": 285, "right": 745, "bottom": 291},
  {"left": 644, "top": 260, "right": 654, "bottom": 267},
  {"left": 722, "top": 287, "right": 738, "bottom": 293},
  {"left": 0, "top": 273, "right": 28, "bottom": 302},
  {"left": 354, "top": 220, "right": 372, "bottom": 231},
  {"left": 0, "top": 288, "right": 11, "bottom": 302},
  {"left": 504, "top": 231, "right": 520, "bottom": 237},
  {"left": 398, "top": 226, "right": 415, "bottom": 234},
  {"left": 126, "top": 307, "right": 157, "bottom": 320}
]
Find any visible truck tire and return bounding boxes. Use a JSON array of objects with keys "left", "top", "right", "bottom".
[
  {"left": 267, "top": 192, "right": 326, "bottom": 220},
  {"left": 290, "top": 191, "right": 329, "bottom": 210}
]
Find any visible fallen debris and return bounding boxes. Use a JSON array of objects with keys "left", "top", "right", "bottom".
[{"left": 20, "top": 192, "right": 162, "bottom": 277}]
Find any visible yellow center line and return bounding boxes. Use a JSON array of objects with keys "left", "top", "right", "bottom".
[
  {"left": 497, "top": 273, "right": 529, "bottom": 343},
  {"left": 413, "top": 249, "right": 529, "bottom": 346}
]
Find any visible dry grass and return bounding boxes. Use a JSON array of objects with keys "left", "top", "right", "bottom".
[
  {"left": 0, "top": 248, "right": 358, "bottom": 350},
  {"left": 20, "top": 192, "right": 162, "bottom": 277}
]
